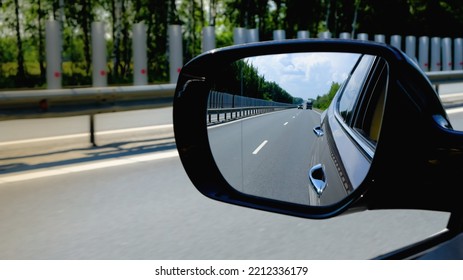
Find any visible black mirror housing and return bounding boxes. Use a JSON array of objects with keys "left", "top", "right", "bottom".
[{"left": 173, "top": 39, "right": 463, "bottom": 219}]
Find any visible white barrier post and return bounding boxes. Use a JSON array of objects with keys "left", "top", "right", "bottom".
[
  {"left": 133, "top": 22, "right": 148, "bottom": 85},
  {"left": 92, "top": 22, "right": 107, "bottom": 87},
  {"left": 202, "top": 26, "right": 216, "bottom": 52},
  {"left": 318, "top": 31, "right": 332, "bottom": 38},
  {"left": 45, "top": 20, "right": 62, "bottom": 89},
  {"left": 442, "top": 37, "right": 452, "bottom": 71},
  {"left": 419, "top": 36, "right": 430, "bottom": 71},
  {"left": 390, "top": 35, "right": 402, "bottom": 50},
  {"left": 405, "top": 35, "right": 417, "bottom": 63},
  {"left": 357, "top": 33, "right": 368, "bottom": 41},
  {"left": 297, "top": 30, "right": 310, "bottom": 39},
  {"left": 454, "top": 38, "right": 463, "bottom": 70},
  {"left": 247, "top": 29, "right": 259, "bottom": 43},
  {"left": 168, "top": 24, "right": 183, "bottom": 84},
  {"left": 339, "top": 32, "right": 351, "bottom": 39},
  {"left": 431, "top": 37, "right": 442, "bottom": 71},
  {"left": 234, "top": 27, "right": 247, "bottom": 44},
  {"left": 374, "top": 34, "right": 386, "bottom": 43},
  {"left": 273, "top": 30, "right": 286, "bottom": 40}
]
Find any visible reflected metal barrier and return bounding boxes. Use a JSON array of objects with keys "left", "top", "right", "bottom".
[{"left": 207, "top": 91, "right": 295, "bottom": 125}]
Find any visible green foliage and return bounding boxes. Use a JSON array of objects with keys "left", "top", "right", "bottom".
[
  {"left": 313, "top": 81, "right": 341, "bottom": 110},
  {"left": 2, "top": 0, "right": 463, "bottom": 89},
  {"left": 212, "top": 59, "right": 294, "bottom": 104}
]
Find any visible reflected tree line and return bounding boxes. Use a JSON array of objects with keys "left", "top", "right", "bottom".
[
  {"left": 212, "top": 60, "right": 293, "bottom": 104},
  {"left": 1, "top": 0, "right": 462, "bottom": 89}
]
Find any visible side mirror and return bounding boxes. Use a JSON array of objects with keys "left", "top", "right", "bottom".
[{"left": 173, "top": 39, "right": 463, "bottom": 219}]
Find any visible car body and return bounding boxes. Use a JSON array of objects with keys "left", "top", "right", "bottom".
[
  {"left": 297, "top": 104, "right": 303, "bottom": 109},
  {"left": 309, "top": 54, "right": 387, "bottom": 206},
  {"left": 173, "top": 39, "right": 463, "bottom": 259}
]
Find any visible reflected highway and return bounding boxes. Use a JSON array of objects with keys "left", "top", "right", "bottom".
[
  {"left": 0, "top": 106, "right": 459, "bottom": 259},
  {"left": 208, "top": 108, "right": 321, "bottom": 205}
]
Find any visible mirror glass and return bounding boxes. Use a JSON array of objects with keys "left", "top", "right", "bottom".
[{"left": 207, "top": 52, "right": 380, "bottom": 206}]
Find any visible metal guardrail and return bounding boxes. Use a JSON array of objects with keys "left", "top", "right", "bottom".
[
  {"left": 0, "top": 84, "right": 176, "bottom": 146},
  {"left": 426, "top": 70, "right": 463, "bottom": 85},
  {"left": 207, "top": 91, "right": 295, "bottom": 125},
  {"left": 0, "top": 83, "right": 176, "bottom": 121},
  {"left": 426, "top": 71, "right": 463, "bottom": 106},
  {"left": 0, "top": 71, "right": 462, "bottom": 145}
]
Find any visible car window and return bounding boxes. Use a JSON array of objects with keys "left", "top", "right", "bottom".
[
  {"left": 337, "top": 55, "right": 375, "bottom": 125},
  {"left": 353, "top": 58, "right": 388, "bottom": 145}
]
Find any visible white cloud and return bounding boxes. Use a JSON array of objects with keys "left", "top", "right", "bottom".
[{"left": 246, "top": 52, "right": 361, "bottom": 100}]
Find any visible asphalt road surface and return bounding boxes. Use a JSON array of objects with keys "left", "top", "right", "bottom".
[{"left": 0, "top": 107, "right": 453, "bottom": 259}]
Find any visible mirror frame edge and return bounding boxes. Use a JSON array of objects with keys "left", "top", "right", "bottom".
[{"left": 173, "top": 39, "right": 428, "bottom": 219}]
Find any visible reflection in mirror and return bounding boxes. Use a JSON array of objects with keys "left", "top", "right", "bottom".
[{"left": 207, "top": 52, "right": 377, "bottom": 206}]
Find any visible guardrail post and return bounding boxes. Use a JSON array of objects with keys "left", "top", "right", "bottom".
[
  {"left": 202, "top": 26, "right": 216, "bottom": 52},
  {"left": 133, "top": 22, "right": 148, "bottom": 85},
  {"left": 455, "top": 38, "right": 463, "bottom": 70},
  {"left": 92, "top": 22, "right": 108, "bottom": 87},
  {"left": 419, "top": 36, "right": 430, "bottom": 71},
  {"left": 168, "top": 25, "right": 183, "bottom": 84},
  {"left": 90, "top": 114, "right": 96, "bottom": 147},
  {"left": 431, "top": 37, "right": 442, "bottom": 71},
  {"left": 45, "top": 20, "right": 62, "bottom": 89}
]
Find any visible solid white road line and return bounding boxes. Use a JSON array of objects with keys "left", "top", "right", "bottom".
[
  {"left": 0, "top": 124, "right": 173, "bottom": 146},
  {"left": 0, "top": 150, "right": 178, "bottom": 185},
  {"left": 446, "top": 107, "right": 463, "bottom": 115}
]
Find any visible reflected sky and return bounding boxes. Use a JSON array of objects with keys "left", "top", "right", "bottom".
[{"left": 245, "top": 52, "right": 361, "bottom": 100}]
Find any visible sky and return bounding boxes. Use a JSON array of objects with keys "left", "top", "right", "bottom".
[{"left": 245, "top": 52, "right": 361, "bottom": 101}]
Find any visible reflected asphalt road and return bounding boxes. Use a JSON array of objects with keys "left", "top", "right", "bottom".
[
  {"left": 208, "top": 109, "right": 323, "bottom": 205},
  {"left": 0, "top": 107, "right": 452, "bottom": 259}
]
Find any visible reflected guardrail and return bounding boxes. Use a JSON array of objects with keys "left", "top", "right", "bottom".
[{"left": 207, "top": 91, "right": 295, "bottom": 125}]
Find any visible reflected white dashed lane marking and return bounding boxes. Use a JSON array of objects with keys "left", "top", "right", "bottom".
[{"left": 252, "top": 140, "right": 268, "bottom": 155}]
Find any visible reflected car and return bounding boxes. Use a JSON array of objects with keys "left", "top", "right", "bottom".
[
  {"left": 173, "top": 39, "right": 463, "bottom": 259},
  {"left": 309, "top": 54, "right": 387, "bottom": 206}
]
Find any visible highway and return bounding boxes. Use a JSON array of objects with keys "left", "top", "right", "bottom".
[
  {"left": 0, "top": 106, "right": 457, "bottom": 259},
  {"left": 209, "top": 109, "right": 322, "bottom": 205}
]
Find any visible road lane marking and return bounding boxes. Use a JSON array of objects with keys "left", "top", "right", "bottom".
[
  {"left": 252, "top": 140, "right": 268, "bottom": 155},
  {"left": 0, "top": 150, "right": 178, "bottom": 185},
  {"left": 283, "top": 122, "right": 289, "bottom": 126},
  {"left": 447, "top": 107, "right": 463, "bottom": 114},
  {"left": 0, "top": 124, "right": 173, "bottom": 146}
]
